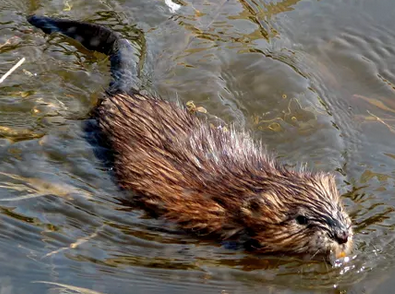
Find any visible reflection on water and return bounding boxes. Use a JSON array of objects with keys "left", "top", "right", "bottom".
[{"left": 0, "top": 0, "right": 395, "bottom": 293}]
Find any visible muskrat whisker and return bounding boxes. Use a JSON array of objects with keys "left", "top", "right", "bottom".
[{"left": 309, "top": 248, "right": 322, "bottom": 261}]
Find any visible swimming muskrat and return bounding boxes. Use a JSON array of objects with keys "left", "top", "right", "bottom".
[{"left": 27, "top": 15, "right": 352, "bottom": 261}]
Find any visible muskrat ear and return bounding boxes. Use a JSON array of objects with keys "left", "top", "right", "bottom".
[
  {"left": 241, "top": 197, "right": 262, "bottom": 217},
  {"left": 240, "top": 196, "right": 273, "bottom": 220},
  {"left": 240, "top": 196, "right": 282, "bottom": 223}
]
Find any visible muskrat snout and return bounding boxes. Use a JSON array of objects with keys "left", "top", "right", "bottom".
[
  {"left": 327, "top": 220, "right": 353, "bottom": 260},
  {"left": 333, "top": 228, "right": 349, "bottom": 245}
]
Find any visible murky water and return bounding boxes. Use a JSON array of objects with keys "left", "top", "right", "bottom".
[{"left": 0, "top": 0, "right": 395, "bottom": 293}]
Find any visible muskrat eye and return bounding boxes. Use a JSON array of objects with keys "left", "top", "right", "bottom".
[{"left": 296, "top": 215, "right": 309, "bottom": 225}]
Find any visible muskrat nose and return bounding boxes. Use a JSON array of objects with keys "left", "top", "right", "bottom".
[{"left": 334, "top": 230, "right": 349, "bottom": 245}]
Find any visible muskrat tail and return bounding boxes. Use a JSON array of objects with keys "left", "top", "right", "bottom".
[{"left": 27, "top": 15, "right": 140, "bottom": 93}]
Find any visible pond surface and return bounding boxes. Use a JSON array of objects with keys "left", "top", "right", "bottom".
[{"left": 0, "top": 0, "right": 395, "bottom": 293}]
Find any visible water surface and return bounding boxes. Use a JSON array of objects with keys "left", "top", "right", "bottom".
[{"left": 1, "top": 0, "right": 395, "bottom": 293}]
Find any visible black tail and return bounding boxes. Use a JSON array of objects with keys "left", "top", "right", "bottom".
[{"left": 27, "top": 15, "right": 141, "bottom": 93}]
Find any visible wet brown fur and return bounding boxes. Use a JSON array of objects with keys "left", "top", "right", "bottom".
[{"left": 95, "top": 91, "right": 352, "bottom": 257}]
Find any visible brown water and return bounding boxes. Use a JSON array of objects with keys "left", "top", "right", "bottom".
[{"left": 0, "top": 0, "right": 395, "bottom": 293}]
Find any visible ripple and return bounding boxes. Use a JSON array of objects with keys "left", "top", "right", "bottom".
[{"left": 1, "top": 0, "right": 395, "bottom": 293}]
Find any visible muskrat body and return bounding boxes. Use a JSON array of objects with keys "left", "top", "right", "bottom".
[{"left": 28, "top": 15, "right": 353, "bottom": 261}]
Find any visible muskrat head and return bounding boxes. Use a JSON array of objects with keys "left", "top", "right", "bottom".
[{"left": 240, "top": 172, "right": 352, "bottom": 262}]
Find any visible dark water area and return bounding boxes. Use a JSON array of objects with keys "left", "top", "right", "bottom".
[{"left": 0, "top": 0, "right": 395, "bottom": 293}]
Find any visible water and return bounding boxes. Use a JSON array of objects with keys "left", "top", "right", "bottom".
[{"left": 0, "top": 0, "right": 395, "bottom": 293}]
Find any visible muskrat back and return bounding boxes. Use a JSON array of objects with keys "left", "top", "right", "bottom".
[{"left": 28, "top": 15, "right": 353, "bottom": 262}]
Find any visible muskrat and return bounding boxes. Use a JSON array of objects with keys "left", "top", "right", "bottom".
[{"left": 27, "top": 15, "right": 352, "bottom": 262}]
